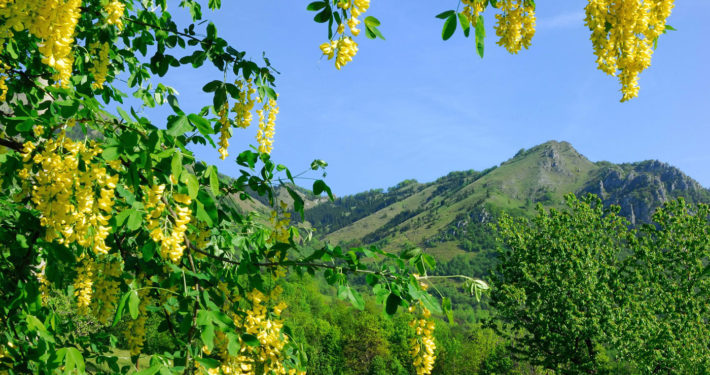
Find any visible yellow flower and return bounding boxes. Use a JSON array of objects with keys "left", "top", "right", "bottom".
[
  {"left": 256, "top": 98, "right": 278, "bottom": 154},
  {"left": 104, "top": 0, "right": 125, "bottom": 29}
]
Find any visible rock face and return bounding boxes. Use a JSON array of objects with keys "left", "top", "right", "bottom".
[{"left": 580, "top": 160, "right": 710, "bottom": 224}]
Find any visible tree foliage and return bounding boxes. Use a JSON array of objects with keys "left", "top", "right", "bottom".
[{"left": 494, "top": 194, "right": 710, "bottom": 374}]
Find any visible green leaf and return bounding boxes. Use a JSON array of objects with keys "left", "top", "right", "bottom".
[
  {"left": 213, "top": 86, "right": 227, "bottom": 110},
  {"left": 286, "top": 187, "right": 305, "bottom": 220},
  {"left": 188, "top": 113, "right": 213, "bottom": 135},
  {"left": 167, "top": 115, "right": 194, "bottom": 137},
  {"left": 442, "top": 297, "right": 454, "bottom": 324},
  {"left": 242, "top": 333, "right": 260, "bottom": 347},
  {"left": 227, "top": 333, "right": 241, "bottom": 356},
  {"left": 435, "top": 10, "right": 455, "bottom": 19},
  {"left": 458, "top": 12, "right": 471, "bottom": 37},
  {"left": 310, "top": 159, "right": 328, "bottom": 170},
  {"left": 127, "top": 209, "right": 143, "bottom": 231},
  {"left": 314, "top": 9, "right": 331, "bottom": 23},
  {"left": 103, "top": 147, "right": 120, "bottom": 161},
  {"left": 665, "top": 24, "right": 677, "bottom": 31},
  {"left": 202, "top": 80, "right": 222, "bottom": 93},
  {"left": 116, "top": 107, "right": 133, "bottom": 123},
  {"left": 141, "top": 241, "right": 155, "bottom": 261},
  {"left": 442, "top": 14, "right": 457, "bottom": 41},
  {"left": 115, "top": 209, "right": 131, "bottom": 227},
  {"left": 207, "top": 0, "right": 221, "bottom": 10},
  {"left": 128, "top": 290, "right": 140, "bottom": 320},
  {"left": 265, "top": 87, "right": 277, "bottom": 101},
  {"left": 167, "top": 94, "right": 183, "bottom": 114},
  {"left": 186, "top": 172, "right": 199, "bottom": 199},
  {"left": 136, "top": 365, "right": 163, "bottom": 375},
  {"left": 208, "top": 166, "right": 220, "bottom": 196},
  {"left": 347, "top": 287, "right": 365, "bottom": 310},
  {"left": 112, "top": 291, "right": 131, "bottom": 327},
  {"left": 475, "top": 15, "right": 485, "bottom": 58},
  {"left": 385, "top": 293, "right": 401, "bottom": 315},
  {"left": 399, "top": 247, "right": 421, "bottom": 260},
  {"left": 171, "top": 152, "right": 183, "bottom": 180},
  {"left": 421, "top": 293, "right": 442, "bottom": 314},
  {"left": 313, "top": 180, "right": 333, "bottom": 200},
  {"left": 422, "top": 253, "right": 436, "bottom": 269},
  {"left": 364, "top": 16, "right": 381, "bottom": 27},
  {"left": 196, "top": 200, "right": 214, "bottom": 226},
  {"left": 306, "top": 1, "right": 326, "bottom": 11},
  {"left": 201, "top": 323, "right": 215, "bottom": 353},
  {"left": 64, "top": 347, "right": 85, "bottom": 374}
]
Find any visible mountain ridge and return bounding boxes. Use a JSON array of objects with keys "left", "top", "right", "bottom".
[{"left": 300, "top": 140, "right": 710, "bottom": 261}]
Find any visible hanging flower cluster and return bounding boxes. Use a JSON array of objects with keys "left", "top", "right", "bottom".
[
  {"left": 201, "top": 286, "right": 303, "bottom": 375},
  {"left": 124, "top": 288, "right": 149, "bottom": 356},
  {"left": 36, "top": 263, "right": 51, "bottom": 305},
  {"left": 460, "top": 0, "right": 485, "bottom": 27},
  {"left": 0, "top": 0, "right": 82, "bottom": 86},
  {"left": 104, "top": 0, "right": 125, "bottom": 30},
  {"left": 585, "top": 0, "right": 675, "bottom": 101},
  {"left": 91, "top": 256, "right": 123, "bottom": 324},
  {"left": 409, "top": 304, "right": 436, "bottom": 375},
  {"left": 19, "top": 134, "right": 119, "bottom": 256},
  {"left": 72, "top": 255, "right": 96, "bottom": 314},
  {"left": 0, "top": 62, "right": 9, "bottom": 102},
  {"left": 187, "top": 215, "right": 211, "bottom": 249},
  {"left": 256, "top": 97, "right": 278, "bottom": 154},
  {"left": 233, "top": 79, "right": 257, "bottom": 129},
  {"left": 494, "top": 0, "right": 536, "bottom": 54},
  {"left": 218, "top": 103, "right": 231, "bottom": 160},
  {"left": 269, "top": 201, "right": 292, "bottom": 244},
  {"left": 217, "top": 79, "right": 259, "bottom": 160},
  {"left": 319, "top": 0, "right": 370, "bottom": 70},
  {"left": 143, "top": 183, "right": 192, "bottom": 263},
  {"left": 88, "top": 41, "right": 111, "bottom": 89}
]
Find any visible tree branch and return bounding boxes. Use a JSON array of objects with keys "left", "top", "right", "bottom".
[{"left": 0, "top": 137, "right": 22, "bottom": 151}]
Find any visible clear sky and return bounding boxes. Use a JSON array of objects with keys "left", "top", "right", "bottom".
[{"left": 129, "top": 0, "right": 710, "bottom": 196}]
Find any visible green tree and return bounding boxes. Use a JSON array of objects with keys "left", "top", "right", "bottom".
[
  {"left": 494, "top": 194, "right": 710, "bottom": 374},
  {"left": 493, "top": 194, "right": 632, "bottom": 373},
  {"left": 616, "top": 199, "right": 710, "bottom": 373}
]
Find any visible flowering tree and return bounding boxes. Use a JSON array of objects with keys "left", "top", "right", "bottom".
[{"left": 0, "top": 0, "right": 674, "bottom": 374}]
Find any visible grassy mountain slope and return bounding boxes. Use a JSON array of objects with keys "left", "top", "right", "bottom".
[{"left": 306, "top": 141, "right": 710, "bottom": 263}]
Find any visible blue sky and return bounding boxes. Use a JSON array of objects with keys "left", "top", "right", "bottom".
[{"left": 131, "top": 0, "right": 710, "bottom": 196}]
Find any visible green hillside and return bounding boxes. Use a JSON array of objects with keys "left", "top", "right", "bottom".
[{"left": 301, "top": 141, "right": 710, "bottom": 264}]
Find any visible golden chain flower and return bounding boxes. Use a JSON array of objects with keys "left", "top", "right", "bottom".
[
  {"left": 320, "top": 0, "right": 368, "bottom": 69},
  {"left": 0, "top": 62, "right": 9, "bottom": 102},
  {"left": 91, "top": 256, "right": 123, "bottom": 324},
  {"left": 207, "top": 287, "right": 302, "bottom": 375},
  {"left": 408, "top": 304, "right": 436, "bottom": 375},
  {"left": 232, "top": 79, "right": 256, "bottom": 129},
  {"left": 88, "top": 41, "right": 110, "bottom": 89},
  {"left": 585, "top": 0, "right": 674, "bottom": 101},
  {"left": 256, "top": 98, "right": 278, "bottom": 154},
  {"left": 104, "top": 0, "right": 125, "bottom": 30},
  {"left": 36, "top": 263, "right": 51, "bottom": 305},
  {"left": 461, "top": 0, "right": 485, "bottom": 26},
  {"left": 124, "top": 288, "right": 149, "bottom": 356},
  {"left": 218, "top": 102, "right": 231, "bottom": 160},
  {"left": 142, "top": 184, "right": 192, "bottom": 263},
  {"left": 33, "top": 0, "right": 83, "bottom": 86},
  {"left": 72, "top": 255, "right": 96, "bottom": 314},
  {"left": 269, "top": 201, "right": 292, "bottom": 244},
  {"left": 494, "top": 0, "right": 536, "bottom": 54},
  {"left": 19, "top": 135, "right": 118, "bottom": 256}
]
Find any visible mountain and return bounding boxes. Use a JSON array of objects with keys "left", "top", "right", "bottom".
[{"left": 301, "top": 141, "right": 710, "bottom": 264}]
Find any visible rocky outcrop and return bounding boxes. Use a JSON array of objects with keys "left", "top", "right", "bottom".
[{"left": 580, "top": 160, "right": 710, "bottom": 224}]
